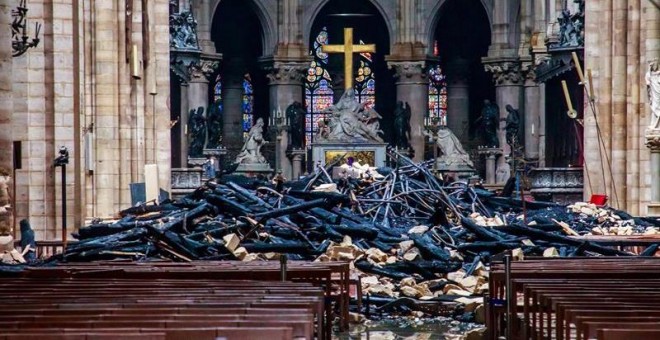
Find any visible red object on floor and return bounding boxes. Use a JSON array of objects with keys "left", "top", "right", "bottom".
[{"left": 590, "top": 194, "right": 608, "bottom": 206}]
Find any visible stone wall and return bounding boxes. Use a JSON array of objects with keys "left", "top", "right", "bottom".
[
  {"left": 2, "top": 0, "right": 171, "bottom": 241},
  {"left": 584, "top": 0, "right": 659, "bottom": 215}
]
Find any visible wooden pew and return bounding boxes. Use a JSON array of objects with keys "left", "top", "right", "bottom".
[
  {"left": 487, "top": 257, "right": 660, "bottom": 340},
  {"left": 0, "top": 274, "right": 324, "bottom": 339}
]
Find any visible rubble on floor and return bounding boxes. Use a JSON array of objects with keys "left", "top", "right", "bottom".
[{"left": 4, "top": 150, "right": 659, "bottom": 326}]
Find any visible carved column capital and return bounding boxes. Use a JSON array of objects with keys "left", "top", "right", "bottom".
[
  {"left": 521, "top": 62, "right": 537, "bottom": 85},
  {"left": 388, "top": 60, "right": 428, "bottom": 83},
  {"left": 263, "top": 62, "right": 308, "bottom": 85},
  {"left": 646, "top": 130, "right": 660, "bottom": 151},
  {"left": 189, "top": 59, "right": 220, "bottom": 82},
  {"left": 483, "top": 59, "right": 524, "bottom": 86}
]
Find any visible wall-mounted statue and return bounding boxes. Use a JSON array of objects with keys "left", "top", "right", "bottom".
[
  {"left": 478, "top": 99, "right": 500, "bottom": 148},
  {"left": 393, "top": 101, "right": 411, "bottom": 149},
  {"left": 206, "top": 98, "right": 223, "bottom": 149},
  {"left": 235, "top": 118, "right": 267, "bottom": 164},
  {"left": 170, "top": 11, "right": 200, "bottom": 50},
  {"left": 553, "top": 1, "right": 585, "bottom": 48},
  {"left": 286, "top": 101, "right": 306, "bottom": 149},
  {"left": 647, "top": 59, "right": 660, "bottom": 130},
  {"left": 505, "top": 104, "right": 520, "bottom": 147},
  {"left": 187, "top": 106, "right": 206, "bottom": 158}
]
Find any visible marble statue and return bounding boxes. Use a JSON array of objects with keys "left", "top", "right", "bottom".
[
  {"left": 235, "top": 118, "right": 267, "bottom": 164},
  {"left": 505, "top": 104, "right": 520, "bottom": 146},
  {"left": 393, "top": 101, "right": 411, "bottom": 149},
  {"left": 316, "top": 89, "right": 384, "bottom": 143},
  {"left": 426, "top": 127, "right": 474, "bottom": 168},
  {"left": 286, "top": 101, "right": 306, "bottom": 149},
  {"left": 187, "top": 106, "right": 206, "bottom": 158},
  {"left": 647, "top": 59, "right": 660, "bottom": 130},
  {"left": 206, "top": 98, "right": 223, "bottom": 149},
  {"left": 478, "top": 99, "right": 500, "bottom": 147}
]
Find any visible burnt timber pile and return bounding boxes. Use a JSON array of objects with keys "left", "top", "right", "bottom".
[{"left": 4, "top": 151, "right": 660, "bottom": 323}]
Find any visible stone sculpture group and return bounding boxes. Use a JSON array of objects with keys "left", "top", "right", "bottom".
[{"left": 315, "top": 89, "right": 384, "bottom": 143}]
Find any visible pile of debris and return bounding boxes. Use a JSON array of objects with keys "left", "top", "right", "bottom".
[{"left": 6, "top": 151, "right": 660, "bottom": 326}]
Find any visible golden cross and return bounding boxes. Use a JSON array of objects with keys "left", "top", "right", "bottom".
[{"left": 322, "top": 27, "right": 376, "bottom": 91}]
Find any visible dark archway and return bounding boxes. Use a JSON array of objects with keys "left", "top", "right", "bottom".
[
  {"left": 211, "top": 0, "right": 268, "bottom": 158},
  {"left": 433, "top": 0, "right": 493, "bottom": 146},
  {"left": 307, "top": 0, "right": 395, "bottom": 145}
]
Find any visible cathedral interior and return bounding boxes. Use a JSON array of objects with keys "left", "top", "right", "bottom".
[
  {"left": 0, "top": 0, "right": 655, "bottom": 243},
  {"left": 0, "top": 0, "right": 660, "bottom": 338}
]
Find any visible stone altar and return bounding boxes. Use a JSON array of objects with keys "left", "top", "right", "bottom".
[
  {"left": 311, "top": 143, "right": 388, "bottom": 168},
  {"left": 171, "top": 168, "right": 204, "bottom": 199},
  {"left": 529, "top": 167, "right": 584, "bottom": 204}
]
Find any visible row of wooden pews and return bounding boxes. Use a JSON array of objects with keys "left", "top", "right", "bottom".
[
  {"left": 0, "top": 260, "right": 352, "bottom": 340},
  {"left": 488, "top": 257, "right": 660, "bottom": 340}
]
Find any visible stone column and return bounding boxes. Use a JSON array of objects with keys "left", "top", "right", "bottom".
[
  {"left": 523, "top": 62, "right": 540, "bottom": 160},
  {"left": 445, "top": 58, "right": 470, "bottom": 143},
  {"left": 0, "top": 0, "right": 13, "bottom": 234},
  {"left": 179, "top": 83, "right": 189, "bottom": 167},
  {"left": 263, "top": 60, "right": 307, "bottom": 179},
  {"left": 388, "top": 60, "right": 429, "bottom": 162},
  {"left": 186, "top": 58, "right": 219, "bottom": 165},
  {"left": 288, "top": 149, "right": 306, "bottom": 180},
  {"left": 483, "top": 58, "right": 524, "bottom": 183},
  {"left": 478, "top": 148, "right": 502, "bottom": 185},
  {"left": 647, "top": 134, "right": 660, "bottom": 215},
  {"left": 0, "top": 0, "right": 12, "bottom": 173},
  {"left": 222, "top": 59, "right": 247, "bottom": 158},
  {"left": 538, "top": 82, "right": 547, "bottom": 167},
  {"left": 194, "top": 0, "right": 214, "bottom": 53}
]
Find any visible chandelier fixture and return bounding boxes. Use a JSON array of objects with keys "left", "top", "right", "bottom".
[{"left": 12, "top": 0, "right": 41, "bottom": 57}]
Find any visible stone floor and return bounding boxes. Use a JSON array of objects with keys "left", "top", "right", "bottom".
[{"left": 333, "top": 317, "right": 483, "bottom": 340}]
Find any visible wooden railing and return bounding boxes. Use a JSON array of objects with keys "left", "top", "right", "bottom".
[{"left": 13, "top": 240, "right": 77, "bottom": 259}]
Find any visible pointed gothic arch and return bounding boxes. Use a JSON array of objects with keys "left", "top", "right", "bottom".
[
  {"left": 210, "top": 0, "right": 277, "bottom": 55},
  {"left": 305, "top": 0, "right": 395, "bottom": 149},
  {"left": 211, "top": 0, "right": 269, "bottom": 153},
  {"left": 303, "top": 0, "right": 395, "bottom": 51},
  {"left": 424, "top": 0, "right": 493, "bottom": 55}
]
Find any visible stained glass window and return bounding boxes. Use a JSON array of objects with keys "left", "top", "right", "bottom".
[
  {"left": 304, "top": 27, "right": 334, "bottom": 147},
  {"left": 214, "top": 74, "right": 222, "bottom": 101},
  {"left": 213, "top": 74, "right": 223, "bottom": 111},
  {"left": 354, "top": 42, "right": 375, "bottom": 109},
  {"left": 242, "top": 73, "right": 254, "bottom": 140},
  {"left": 428, "top": 65, "right": 448, "bottom": 126}
]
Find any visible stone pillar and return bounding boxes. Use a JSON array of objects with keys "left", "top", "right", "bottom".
[
  {"left": 388, "top": 60, "right": 429, "bottom": 162},
  {"left": 478, "top": 148, "right": 502, "bottom": 185},
  {"left": 647, "top": 134, "right": 660, "bottom": 215},
  {"left": 483, "top": 58, "right": 524, "bottom": 183},
  {"left": 538, "top": 82, "right": 547, "bottom": 167},
  {"left": 485, "top": 153, "right": 497, "bottom": 184},
  {"left": 523, "top": 63, "right": 540, "bottom": 160},
  {"left": 288, "top": 149, "right": 305, "bottom": 180},
  {"left": 179, "top": 83, "right": 189, "bottom": 167},
  {"left": 194, "top": 0, "right": 214, "bottom": 53},
  {"left": 263, "top": 60, "right": 307, "bottom": 179},
  {"left": 0, "top": 0, "right": 12, "bottom": 173},
  {"left": 0, "top": 0, "right": 13, "bottom": 234},
  {"left": 445, "top": 58, "right": 470, "bottom": 143},
  {"left": 186, "top": 58, "right": 219, "bottom": 165},
  {"left": 222, "top": 59, "right": 246, "bottom": 157}
]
